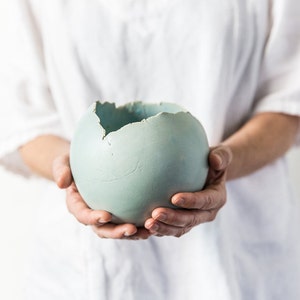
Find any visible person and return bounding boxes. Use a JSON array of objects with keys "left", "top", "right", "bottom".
[{"left": 1, "top": 0, "right": 300, "bottom": 299}]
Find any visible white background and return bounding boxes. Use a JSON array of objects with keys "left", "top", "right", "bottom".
[{"left": 0, "top": 1, "right": 299, "bottom": 299}]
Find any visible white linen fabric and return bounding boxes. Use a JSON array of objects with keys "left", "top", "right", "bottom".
[{"left": 1, "top": 0, "right": 300, "bottom": 299}]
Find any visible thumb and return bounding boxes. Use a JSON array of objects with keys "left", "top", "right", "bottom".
[
  {"left": 209, "top": 145, "right": 232, "bottom": 172},
  {"left": 52, "top": 154, "right": 73, "bottom": 189}
]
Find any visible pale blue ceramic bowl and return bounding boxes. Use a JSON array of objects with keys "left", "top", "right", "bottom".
[{"left": 70, "top": 101, "right": 209, "bottom": 226}]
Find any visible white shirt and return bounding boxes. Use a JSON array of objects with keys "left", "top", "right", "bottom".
[{"left": 1, "top": 0, "right": 300, "bottom": 299}]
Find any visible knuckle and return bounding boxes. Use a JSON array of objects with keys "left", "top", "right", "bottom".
[
  {"left": 221, "top": 194, "right": 227, "bottom": 206},
  {"left": 76, "top": 209, "right": 92, "bottom": 225},
  {"left": 79, "top": 210, "right": 88, "bottom": 224},
  {"left": 93, "top": 228, "right": 107, "bottom": 239},
  {"left": 97, "top": 233, "right": 107, "bottom": 239},
  {"left": 175, "top": 227, "right": 191, "bottom": 238},
  {"left": 208, "top": 210, "right": 216, "bottom": 222},
  {"left": 202, "top": 194, "right": 214, "bottom": 209},
  {"left": 175, "top": 231, "right": 184, "bottom": 238},
  {"left": 75, "top": 214, "right": 86, "bottom": 225},
  {"left": 186, "top": 214, "right": 199, "bottom": 228}
]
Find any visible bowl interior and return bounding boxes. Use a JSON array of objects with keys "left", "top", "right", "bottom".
[{"left": 95, "top": 101, "right": 184, "bottom": 135}]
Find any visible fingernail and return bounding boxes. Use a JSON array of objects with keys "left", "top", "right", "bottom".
[
  {"left": 156, "top": 213, "right": 167, "bottom": 222},
  {"left": 98, "top": 218, "right": 108, "bottom": 224},
  {"left": 173, "top": 197, "right": 184, "bottom": 206},
  {"left": 124, "top": 232, "right": 133, "bottom": 237}
]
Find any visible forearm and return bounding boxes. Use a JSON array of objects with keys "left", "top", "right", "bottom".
[
  {"left": 19, "top": 135, "right": 70, "bottom": 180},
  {"left": 222, "top": 112, "right": 299, "bottom": 180}
]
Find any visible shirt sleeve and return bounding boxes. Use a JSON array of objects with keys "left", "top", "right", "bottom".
[
  {"left": 253, "top": 0, "right": 300, "bottom": 143},
  {"left": 0, "top": 1, "right": 63, "bottom": 176}
]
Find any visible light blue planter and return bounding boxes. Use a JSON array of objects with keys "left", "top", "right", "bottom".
[{"left": 70, "top": 101, "right": 209, "bottom": 226}]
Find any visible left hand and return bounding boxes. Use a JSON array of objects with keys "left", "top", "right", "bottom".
[
  {"left": 144, "top": 145, "right": 232, "bottom": 237},
  {"left": 53, "top": 154, "right": 151, "bottom": 240}
]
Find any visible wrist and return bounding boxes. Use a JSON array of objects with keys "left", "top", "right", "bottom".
[{"left": 19, "top": 135, "right": 70, "bottom": 180}]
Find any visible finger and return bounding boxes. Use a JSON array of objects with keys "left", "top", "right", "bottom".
[
  {"left": 92, "top": 223, "right": 138, "bottom": 239},
  {"left": 171, "top": 185, "right": 226, "bottom": 210},
  {"left": 66, "top": 184, "right": 111, "bottom": 225},
  {"left": 124, "top": 228, "right": 152, "bottom": 240},
  {"left": 53, "top": 154, "right": 73, "bottom": 188},
  {"left": 209, "top": 146, "right": 232, "bottom": 171},
  {"left": 150, "top": 207, "right": 217, "bottom": 227},
  {"left": 144, "top": 218, "right": 193, "bottom": 238}
]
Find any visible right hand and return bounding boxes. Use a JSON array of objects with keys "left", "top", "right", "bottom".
[{"left": 52, "top": 154, "right": 151, "bottom": 240}]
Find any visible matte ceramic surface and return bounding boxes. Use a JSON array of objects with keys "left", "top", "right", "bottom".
[{"left": 70, "top": 101, "right": 209, "bottom": 226}]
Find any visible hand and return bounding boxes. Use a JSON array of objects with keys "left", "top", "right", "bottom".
[
  {"left": 52, "top": 154, "right": 151, "bottom": 240},
  {"left": 144, "top": 145, "right": 232, "bottom": 237}
]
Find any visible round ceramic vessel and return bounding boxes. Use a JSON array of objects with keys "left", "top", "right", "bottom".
[{"left": 70, "top": 101, "right": 209, "bottom": 226}]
